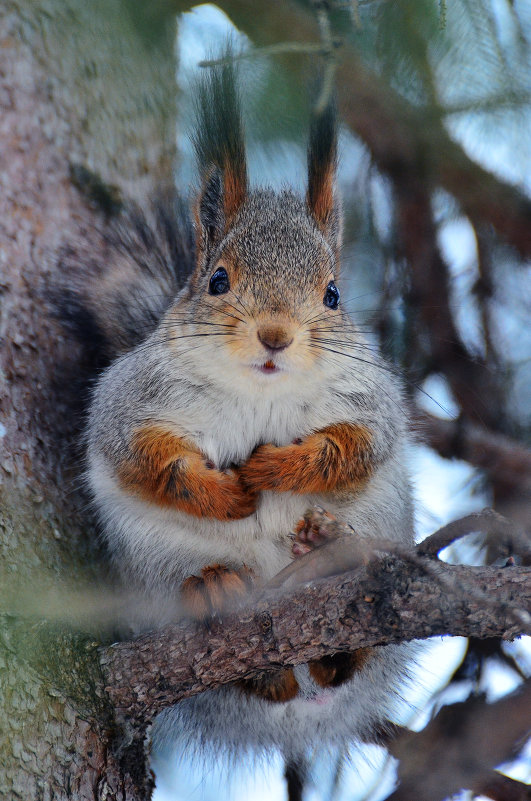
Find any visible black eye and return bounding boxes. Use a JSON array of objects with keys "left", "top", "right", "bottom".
[
  {"left": 209, "top": 267, "right": 230, "bottom": 296},
  {"left": 323, "top": 281, "right": 340, "bottom": 310}
]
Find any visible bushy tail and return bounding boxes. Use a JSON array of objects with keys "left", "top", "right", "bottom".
[{"left": 52, "top": 190, "right": 195, "bottom": 368}]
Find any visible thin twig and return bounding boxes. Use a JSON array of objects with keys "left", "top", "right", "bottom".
[{"left": 199, "top": 42, "right": 324, "bottom": 69}]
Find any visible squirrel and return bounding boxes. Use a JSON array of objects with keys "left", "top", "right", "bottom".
[{"left": 62, "top": 58, "right": 414, "bottom": 781}]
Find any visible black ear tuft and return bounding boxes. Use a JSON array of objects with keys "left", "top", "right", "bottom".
[
  {"left": 198, "top": 167, "right": 224, "bottom": 245},
  {"left": 307, "top": 99, "right": 340, "bottom": 246},
  {"left": 193, "top": 47, "right": 247, "bottom": 259}
]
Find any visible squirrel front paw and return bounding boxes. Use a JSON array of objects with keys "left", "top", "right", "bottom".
[
  {"left": 180, "top": 563, "right": 254, "bottom": 619},
  {"left": 177, "top": 458, "right": 258, "bottom": 520},
  {"left": 240, "top": 424, "right": 374, "bottom": 496},
  {"left": 119, "top": 423, "right": 258, "bottom": 521},
  {"left": 239, "top": 438, "right": 321, "bottom": 493}
]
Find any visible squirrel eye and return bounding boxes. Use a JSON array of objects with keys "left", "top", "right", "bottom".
[
  {"left": 323, "top": 281, "right": 340, "bottom": 310},
  {"left": 209, "top": 267, "right": 230, "bottom": 296}
]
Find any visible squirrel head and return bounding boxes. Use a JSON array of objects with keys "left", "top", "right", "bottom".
[{"left": 176, "top": 57, "right": 348, "bottom": 388}]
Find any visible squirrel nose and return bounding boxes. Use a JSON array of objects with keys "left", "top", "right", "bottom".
[{"left": 257, "top": 325, "right": 293, "bottom": 352}]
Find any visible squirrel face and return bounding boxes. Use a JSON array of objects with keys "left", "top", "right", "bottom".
[
  {"left": 171, "top": 190, "right": 346, "bottom": 386},
  {"left": 171, "top": 61, "right": 346, "bottom": 392}
]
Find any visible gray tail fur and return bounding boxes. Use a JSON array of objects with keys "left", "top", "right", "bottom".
[{"left": 52, "top": 190, "right": 195, "bottom": 369}]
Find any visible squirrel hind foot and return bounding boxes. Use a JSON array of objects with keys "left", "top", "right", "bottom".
[
  {"left": 237, "top": 668, "right": 299, "bottom": 703},
  {"left": 309, "top": 649, "right": 373, "bottom": 688},
  {"left": 291, "top": 508, "right": 340, "bottom": 556},
  {"left": 180, "top": 563, "right": 254, "bottom": 619}
]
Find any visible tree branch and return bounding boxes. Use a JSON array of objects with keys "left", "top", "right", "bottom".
[
  {"left": 472, "top": 772, "right": 531, "bottom": 801},
  {"left": 387, "top": 679, "right": 531, "bottom": 801},
  {"left": 99, "top": 531, "right": 531, "bottom": 727},
  {"left": 393, "top": 178, "right": 505, "bottom": 430},
  {"left": 417, "top": 410, "right": 531, "bottom": 499}
]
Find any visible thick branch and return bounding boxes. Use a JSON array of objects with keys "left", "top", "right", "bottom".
[
  {"left": 387, "top": 679, "right": 531, "bottom": 801},
  {"left": 417, "top": 410, "right": 531, "bottom": 499},
  {"left": 100, "top": 551, "right": 531, "bottom": 726}
]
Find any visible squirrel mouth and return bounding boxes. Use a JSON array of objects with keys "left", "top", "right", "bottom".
[{"left": 259, "top": 360, "right": 278, "bottom": 374}]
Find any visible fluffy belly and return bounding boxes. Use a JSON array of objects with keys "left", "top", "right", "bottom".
[{"left": 97, "top": 465, "right": 316, "bottom": 587}]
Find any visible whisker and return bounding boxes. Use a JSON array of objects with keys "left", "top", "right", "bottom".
[
  {"left": 308, "top": 342, "right": 452, "bottom": 416},
  {"left": 311, "top": 337, "right": 381, "bottom": 353},
  {"left": 307, "top": 342, "right": 398, "bottom": 375},
  {"left": 156, "top": 318, "right": 236, "bottom": 330},
  {"left": 307, "top": 344, "right": 405, "bottom": 412},
  {"left": 131, "top": 331, "right": 235, "bottom": 356},
  {"left": 227, "top": 288, "right": 252, "bottom": 318},
  {"left": 202, "top": 302, "right": 245, "bottom": 325}
]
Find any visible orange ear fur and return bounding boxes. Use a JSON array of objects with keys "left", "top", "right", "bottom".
[
  {"left": 307, "top": 100, "right": 339, "bottom": 240},
  {"left": 223, "top": 158, "right": 247, "bottom": 223}
]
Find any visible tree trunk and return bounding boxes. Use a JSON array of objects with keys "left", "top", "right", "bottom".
[{"left": 0, "top": 2, "right": 176, "bottom": 797}]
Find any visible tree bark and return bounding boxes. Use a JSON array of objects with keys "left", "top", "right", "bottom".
[
  {"left": 99, "top": 550, "right": 531, "bottom": 726},
  {"left": 0, "top": 2, "right": 176, "bottom": 798}
]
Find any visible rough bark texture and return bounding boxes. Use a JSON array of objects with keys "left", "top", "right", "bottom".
[
  {"left": 100, "top": 552, "right": 531, "bottom": 725},
  {"left": 0, "top": 2, "right": 176, "bottom": 798}
]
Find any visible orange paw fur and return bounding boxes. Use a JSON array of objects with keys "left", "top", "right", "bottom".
[
  {"left": 291, "top": 507, "right": 340, "bottom": 556},
  {"left": 240, "top": 423, "right": 374, "bottom": 495},
  {"left": 118, "top": 423, "right": 258, "bottom": 520},
  {"left": 238, "top": 668, "right": 299, "bottom": 703},
  {"left": 309, "top": 650, "right": 372, "bottom": 688},
  {"left": 180, "top": 564, "right": 254, "bottom": 619}
]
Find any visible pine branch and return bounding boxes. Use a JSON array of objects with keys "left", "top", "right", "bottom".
[{"left": 213, "top": 0, "right": 531, "bottom": 257}]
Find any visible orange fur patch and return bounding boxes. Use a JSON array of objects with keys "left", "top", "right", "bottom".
[
  {"left": 238, "top": 668, "right": 300, "bottom": 703},
  {"left": 181, "top": 563, "right": 253, "bottom": 619},
  {"left": 309, "top": 649, "right": 372, "bottom": 687},
  {"left": 239, "top": 423, "right": 374, "bottom": 495},
  {"left": 118, "top": 423, "right": 257, "bottom": 520},
  {"left": 223, "top": 161, "right": 246, "bottom": 223},
  {"left": 308, "top": 164, "right": 335, "bottom": 229}
]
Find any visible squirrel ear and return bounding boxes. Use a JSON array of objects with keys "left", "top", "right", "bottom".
[
  {"left": 307, "top": 101, "right": 341, "bottom": 252},
  {"left": 195, "top": 159, "right": 247, "bottom": 264},
  {"left": 193, "top": 54, "right": 247, "bottom": 264},
  {"left": 196, "top": 167, "right": 225, "bottom": 253}
]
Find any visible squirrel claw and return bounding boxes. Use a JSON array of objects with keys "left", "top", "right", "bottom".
[
  {"left": 291, "top": 507, "right": 340, "bottom": 557},
  {"left": 181, "top": 563, "right": 254, "bottom": 619}
]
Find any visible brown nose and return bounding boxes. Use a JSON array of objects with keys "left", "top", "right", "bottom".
[{"left": 257, "top": 325, "right": 293, "bottom": 352}]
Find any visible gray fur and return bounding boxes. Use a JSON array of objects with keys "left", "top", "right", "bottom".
[
  {"left": 86, "top": 185, "right": 414, "bottom": 766},
  {"left": 84, "top": 66, "right": 414, "bottom": 781}
]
